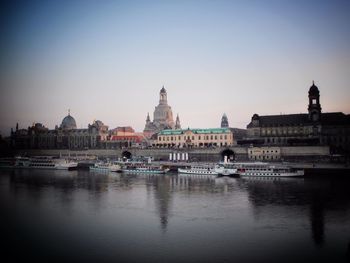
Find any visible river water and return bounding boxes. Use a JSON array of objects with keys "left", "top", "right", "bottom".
[{"left": 0, "top": 169, "right": 349, "bottom": 263}]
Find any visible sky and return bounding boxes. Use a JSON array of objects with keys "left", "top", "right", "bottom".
[{"left": 0, "top": 0, "right": 350, "bottom": 136}]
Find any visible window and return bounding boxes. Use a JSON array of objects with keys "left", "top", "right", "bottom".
[
  {"left": 224, "top": 135, "right": 227, "bottom": 139},
  {"left": 199, "top": 136, "right": 201, "bottom": 140}
]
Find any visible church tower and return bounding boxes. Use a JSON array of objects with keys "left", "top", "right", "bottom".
[
  {"left": 308, "top": 81, "right": 322, "bottom": 122},
  {"left": 175, "top": 114, "right": 181, "bottom": 129},
  {"left": 159, "top": 86, "right": 167, "bottom": 105},
  {"left": 221, "top": 113, "right": 229, "bottom": 128},
  {"left": 146, "top": 112, "right": 151, "bottom": 124},
  {"left": 153, "top": 86, "right": 174, "bottom": 129},
  {"left": 144, "top": 86, "right": 176, "bottom": 138}
]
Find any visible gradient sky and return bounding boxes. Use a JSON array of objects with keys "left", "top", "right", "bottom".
[{"left": 1, "top": 0, "right": 350, "bottom": 136}]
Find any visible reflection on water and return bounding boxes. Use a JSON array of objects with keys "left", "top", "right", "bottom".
[{"left": 0, "top": 169, "right": 350, "bottom": 262}]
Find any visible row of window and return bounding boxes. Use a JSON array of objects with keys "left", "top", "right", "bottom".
[
  {"left": 249, "top": 155, "right": 280, "bottom": 160},
  {"left": 247, "top": 173, "right": 281, "bottom": 176},
  {"left": 29, "top": 164, "right": 55, "bottom": 167},
  {"left": 159, "top": 135, "right": 228, "bottom": 141},
  {"left": 155, "top": 142, "right": 228, "bottom": 147},
  {"left": 249, "top": 150, "right": 279, "bottom": 154},
  {"left": 261, "top": 128, "right": 311, "bottom": 135}
]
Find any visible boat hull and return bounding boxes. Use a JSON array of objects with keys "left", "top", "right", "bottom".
[
  {"left": 239, "top": 170, "right": 304, "bottom": 177},
  {"left": 122, "top": 168, "right": 169, "bottom": 174},
  {"left": 178, "top": 168, "right": 218, "bottom": 175},
  {"left": 90, "top": 164, "right": 121, "bottom": 172}
]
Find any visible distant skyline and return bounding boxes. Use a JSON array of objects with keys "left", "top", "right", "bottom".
[{"left": 1, "top": 0, "right": 350, "bottom": 136}]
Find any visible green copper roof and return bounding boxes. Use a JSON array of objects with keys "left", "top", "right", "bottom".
[
  {"left": 159, "top": 128, "right": 231, "bottom": 135},
  {"left": 159, "top": 129, "right": 183, "bottom": 135}
]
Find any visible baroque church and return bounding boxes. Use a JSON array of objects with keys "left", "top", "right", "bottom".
[{"left": 143, "top": 87, "right": 181, "bottom": 138}]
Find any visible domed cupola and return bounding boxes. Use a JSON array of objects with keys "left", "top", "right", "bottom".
[
  {"left": 308, "top": 81, "right": 322, "bottom": 122},
  {"left": 159, "top": 86, "right": 168, "bottom": 105},
  {"left": 60, "top": 110, "right": 77, "bottom": 130},
  {"left": 221, "top": 113, "right": 229, "bottom": 128},
  {"left": 308, "top": 81, "right": 319, "bottom": 96}
]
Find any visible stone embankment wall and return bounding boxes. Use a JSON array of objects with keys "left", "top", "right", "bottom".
[
  {"left": 280, "top": 146, "right": 330, "bottom": 162},
  {"left": 16, "top": 146, "right": 330, "bottom": 162}
]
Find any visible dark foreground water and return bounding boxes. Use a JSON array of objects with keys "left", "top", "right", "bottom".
[{"left": 0, "top": 169, "right": 350, "bottom": 263}]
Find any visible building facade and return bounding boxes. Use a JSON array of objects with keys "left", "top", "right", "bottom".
[
  {"left": 109, "top": 126, "right": 145, "bottom": 147},
  {"left": 155, "top": 128, "right": 234, "bottom": 148},
  {"left": 247, "top": 146, "right": 281, "bottom": 161},
  {"left": 219, "top": 113, "right": 247, "bottom": 140},
  {"left": 10, "top": 112, "right": 109, "bottom": 150},
  {"left": 144, "top": 87, "right": 181, "bottom": 138},
  {"left": 244, "top": 82, "right": 350, "bottom": 154}
]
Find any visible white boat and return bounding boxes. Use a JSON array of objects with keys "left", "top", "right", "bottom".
[
  {"left": 214, "top": 162, "right": 238, "bottom": 177},
  {"left": 122, "top": 163, "right": 169, "bottom": 174},
  {"left": 235, "top": 162, "right": 304, "bottom": 177},
  {"left": 178, "top": 165, "right": 218, "bottom": 175},
  {"left": 0, "top": 157, "right": 16, "bottom": 168},
  {"left": 14, "top": 156, "right": 78, "bottom": 170},
  {"left": 90, "top": 162, "right": 121, "bottom": 172}
]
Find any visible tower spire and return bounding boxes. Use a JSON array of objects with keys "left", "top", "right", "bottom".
[
  {"left": 175, "top": 113, "right": 181, "bottom": 129},
  {"left": 159, "top": 86, "right": 167, "bottom": 105},
  {"left": 221, "top": 113, "right": 229, "bottom": 128},
  {"left": 308, "top": 82, "right": 321, "bottom": 122}
]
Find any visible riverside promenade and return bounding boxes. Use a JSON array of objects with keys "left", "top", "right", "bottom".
[{"left": 14, "top": 147, "right": 349, "bottom": 176}]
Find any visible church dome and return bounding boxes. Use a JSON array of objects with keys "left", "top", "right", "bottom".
[
  {"left": 309, "top": 81, "right": 319, "bottom": 96},
  {"left": 61, "top": 113, "right": 77, "bottom": 129}
]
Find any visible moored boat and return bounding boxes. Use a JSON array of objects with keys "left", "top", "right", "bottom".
[
  {"left": 0, "top": 157, "right": 16, "bottom": 168},
  {"left": 122, "top": 163, "right": 169, "bottom": 174},
  {"left": 13, "top": 156, "right": 78, "bottom": 170},
  {"left": 178, "top": 164, "right": 218, "bottom": 175},
  {"left": 90, "top": 162, "right": 121, "bottom": 172},
  {"left": 235, "top": 162, "right": 304, "bottom": 177},
  {"left": 214, "top": 162, "right": 238, "bottom": 177}
]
